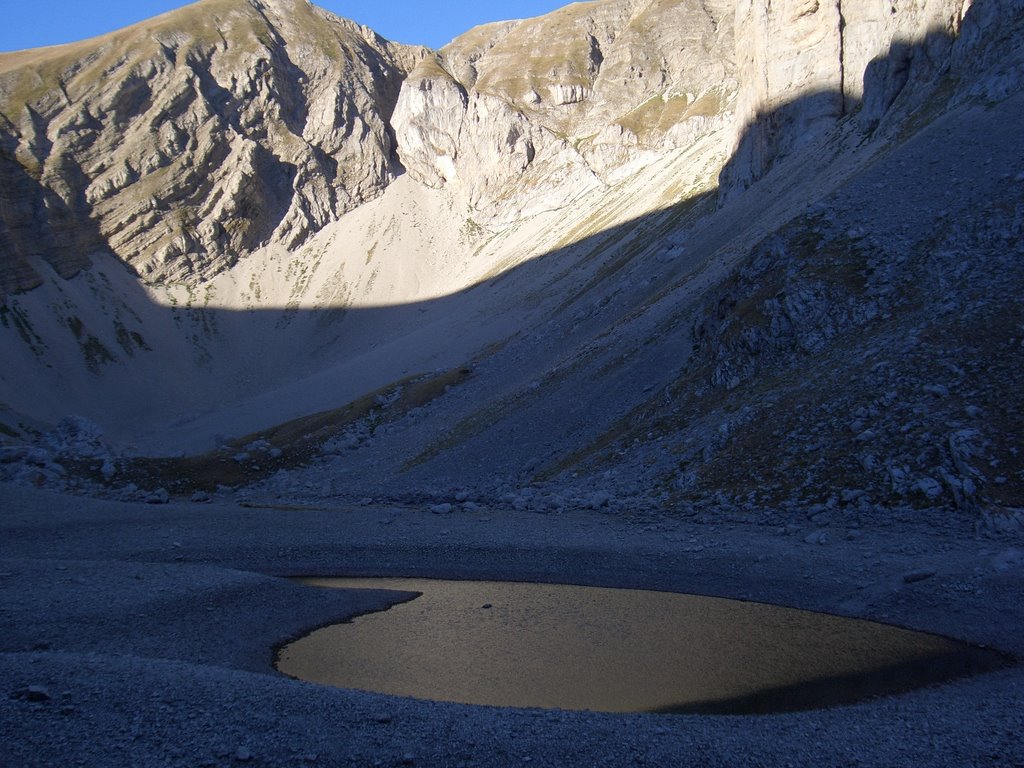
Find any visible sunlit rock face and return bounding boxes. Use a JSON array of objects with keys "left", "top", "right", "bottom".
[
  {"left": 0, "top": 0, "right": 427, "bottom": 292},
  {"left": 1, "top": 0, "right": 989, "bottom": 292},
  {"left": 391, "top": 0, "right": 987, "bottom": 214},
  {"left": 722, "top": 0, "right": 975, "bottom": 197},
  {"left": 391, "top": 0, "right": 738, "bottom": 219}
]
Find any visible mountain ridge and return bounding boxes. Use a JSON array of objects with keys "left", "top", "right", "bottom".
[
  {"left": 0, "top": 0, "right": 428, "bottom": 292},
  {"left": 1, "top": 0, "right": 1022, "bottom": 523}
]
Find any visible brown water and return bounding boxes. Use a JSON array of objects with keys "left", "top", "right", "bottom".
[{"left": 276, "top": 578, "right": 1007, "bottom": 714}]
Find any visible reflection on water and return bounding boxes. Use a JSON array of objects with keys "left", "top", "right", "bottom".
[{"left": 276, "top": 578, "right": 1008, "bottom": 714}]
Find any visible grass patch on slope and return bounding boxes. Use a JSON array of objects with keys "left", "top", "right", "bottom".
[{"left": 114, "top": 366, "right": 473, "bottom": 494}]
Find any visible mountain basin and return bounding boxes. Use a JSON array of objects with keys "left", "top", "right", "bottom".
[{"left": 276, "top": 578, "right": 1009, "bottom": 714}]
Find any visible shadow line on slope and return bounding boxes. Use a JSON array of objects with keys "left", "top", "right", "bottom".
[{"left": 0, "top": 14, "right": 989, "bottom": 494}]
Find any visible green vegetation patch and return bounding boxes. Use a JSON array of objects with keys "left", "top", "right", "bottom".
[
  {"left": 616, "top": 91, "right": 723, "bottom": 138},
  {"left": 1, "top": 302, "right": 46, "bottom": 354},
  {"left": 117, "top": 366, "right": 474, "bottom": 494},
  {"left": 113, "top": 319, "right": 151, "bottom": 356}
]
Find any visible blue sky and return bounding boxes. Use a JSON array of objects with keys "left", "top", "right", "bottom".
[{"left": 0, "top": 0, "right": 571, "bottom": 52}]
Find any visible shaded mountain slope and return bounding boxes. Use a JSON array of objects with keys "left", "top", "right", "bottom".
[{"left": 0, "top": 0, "right": 1022, "bottom": 526}]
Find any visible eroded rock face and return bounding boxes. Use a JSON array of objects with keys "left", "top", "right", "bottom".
[
  {"left": 391, "top": 0, "right": 738, "bottom": 217},
  {"left": 721, "top": 0, "right": 975, "bottom": 197},
  {"left": 391, "top": 0, "right": 987, "bottom": 217},
  {"left": 0, "top": 0, "right": 426, "bottom": 291},
  {"left": 1, "top": 0, "right": 1010, "bottom": 295}
]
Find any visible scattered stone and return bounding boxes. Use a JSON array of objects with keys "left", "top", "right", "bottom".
[
  {"left": 804, "top": 530, "right": 829, "bottom": 545},
  {"left": 429, "top": 503, "right": 453, "bottom": 515},
  {"left": 913, "top": 477, "right": 944, "bottom": 500},
  {"left": 190, "top": 491, "right": 212, "bottom": 503},
  {"left": 235, "top": 746, "right": 253, "bottom": 762},
  {"left": 12, "top": 686, "right": 51, "bottom": 702},
  {"left": 145, "top": 488, "right": 170, "bottom": 505},
  {"left": 902, "top": 569, "right": 937, "bottom": 584},
  {"left": 42, "top": 416, "right": 109, "bottom": 458},
  {"left": 948, "top": 430, "right": 983, "bottom": 480}
]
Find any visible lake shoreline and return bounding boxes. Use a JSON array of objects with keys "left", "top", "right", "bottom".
[{"left": 3, "top": 483, "right": 1022, "bottom": 766}]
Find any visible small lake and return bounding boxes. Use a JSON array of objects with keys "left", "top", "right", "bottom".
[{"left": 276, "top": 578, "right": 1007, "bottom": 714}]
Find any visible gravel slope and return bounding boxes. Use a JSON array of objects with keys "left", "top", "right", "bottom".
[{"left": 3, "top": 483, "right": 1022, "bottom": 767}]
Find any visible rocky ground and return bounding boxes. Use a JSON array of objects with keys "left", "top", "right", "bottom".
[
  {"left": 2, "top": 2, "right": 1023, "bottom": 764},
  {"left": 2, "top": 482, "right": 1023, "bottom": 767}
]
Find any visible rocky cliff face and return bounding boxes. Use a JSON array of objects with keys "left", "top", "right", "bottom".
[
  {"left": 1, "top": 0, "right": 1021, "bottom": 522},
  {"left": 391, "top": 0, "right": 737, "bottom": 220},
  {"left": 721, "top": 0, "right": 975, "bottom": 196},
  {"left": 390, "top": 0, "right": 993, "bottom": 217},
  {"left": 0, "top": 0, "right": 425, "bottom": 293},
  {"left": 2, "top": 0, "right": 996, "bottom": 293}
]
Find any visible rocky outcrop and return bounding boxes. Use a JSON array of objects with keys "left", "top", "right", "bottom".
[
  {"left": 391, "top": 0, "right": 737, "bottom": 217},
  {"left": 0, "top": 113, "right": 94, "bottom": 294},
  {"left": 0, "top": 0, "right": 426, "bottom": 291},
  {"left": 6, "top": 0, "right": 1004, "bottom": 293},
  {"left": 392, "top": 0, "right": 1004, "bottom": 216},
  {"left": 721, "top": 0, "right": 976, "bottom": 197}
]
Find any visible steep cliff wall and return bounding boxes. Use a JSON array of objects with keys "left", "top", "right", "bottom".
[
  {"left": 391, "top": 0, "right": 737, "bottom": 220},
  {"left": 391, "top": 0, "right": 1001, "bottom": 216},
  {"left": 0, "top": 0, "right": 426, "bottom": 292},
  {"left": 4, "top": 0, "right": 1000, "bottom": 295},
  {"left": 722, "top": 0, "right": 976, "bottom": 196}
]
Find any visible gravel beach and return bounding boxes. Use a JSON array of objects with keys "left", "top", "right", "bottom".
[{"left": 3, "top": 483, "right": 1022, "bottom": 767}]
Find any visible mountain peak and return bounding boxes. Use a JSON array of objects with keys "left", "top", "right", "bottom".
[{"left": 0, "top": 0, "right": 428, "bottom": 292}]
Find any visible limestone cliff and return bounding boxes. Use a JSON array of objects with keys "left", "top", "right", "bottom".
[
  {"left": 391, "top": 0, "right": 737, "bottom": 219},
  {"left": 0, "top": 0, "right": 426, "bottom": 293},
  {"left": 3, "top": 0, "right": 998, "bottom": 293},
  {"left": 721, "top": 0, "right": 976, "bottom": 196},
  {"left": 390, "top": 0, "right": 995, "bottom": 216}
]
